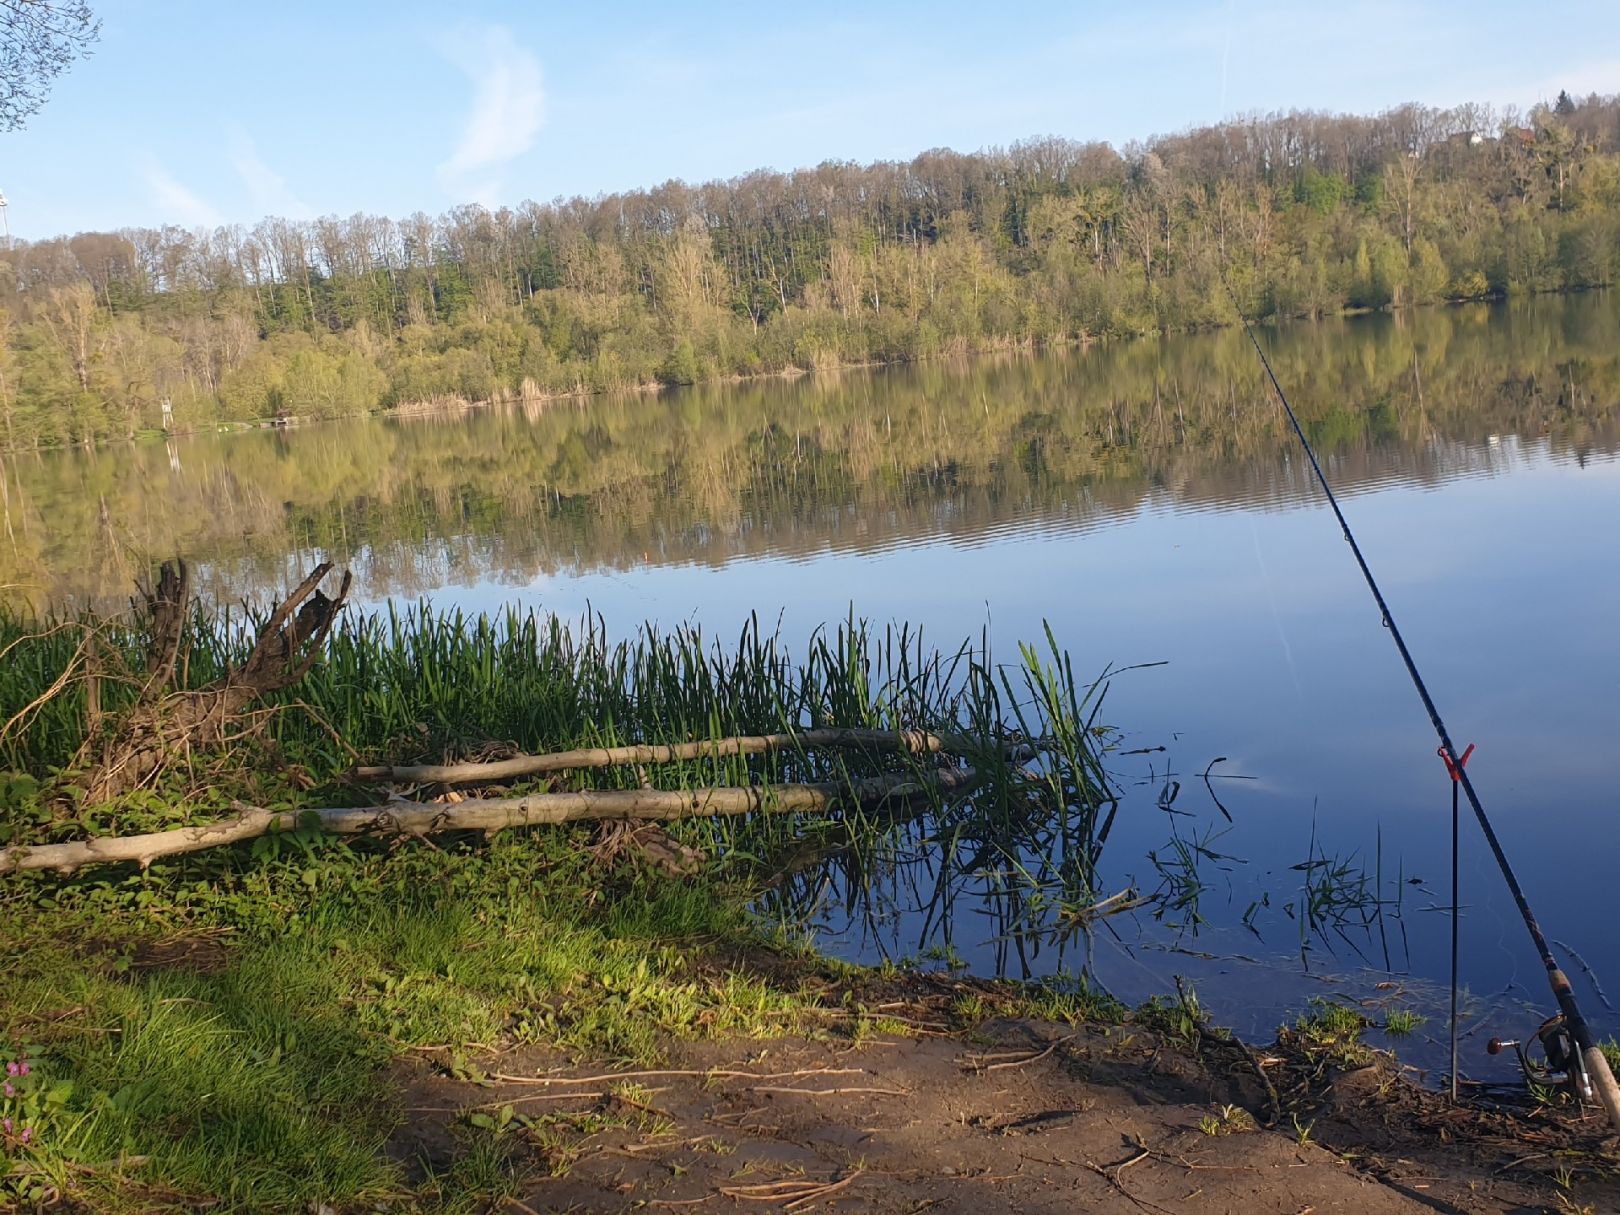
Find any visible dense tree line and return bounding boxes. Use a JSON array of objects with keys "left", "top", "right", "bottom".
[{"left": 0, "top": 94, "right": 1617, "bottom": 449}]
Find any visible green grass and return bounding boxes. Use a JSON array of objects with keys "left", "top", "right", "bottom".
[
  {"left": 1287, "top": 998, "right": 1377, "bottom": 1067},
  {"left": 422, "top": 1132, "right": 522, "bottom": 1215},
  {"left": 1382, "top": 1007, "right": 1425, "bottom": 1036},
  {"left": 1012, "top": 974, "right": 1128, "bottom": 1027},
  {"left": 1197, "top": 1104, "right": 1257, "bottom": 1136},
  {"left": 1296, "top": 998, "right": 1367, "bottom": 1039},
  {"left": 0, "top": 600, "right": 1131, "bottom": 1210},
  {"left": 1135, "top": 983, "right": 1216, "bottom": 1049},
  {"left": 0, "top": 833, "right": 825, "bottom": 1211},
  {"left": 0, "top": 822, "right": 1152, "bottom": 1210}
]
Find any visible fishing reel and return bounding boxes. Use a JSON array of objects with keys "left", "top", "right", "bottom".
[{"left": 1487, "top": 1014, "right": 1595, "bottom": 1105}]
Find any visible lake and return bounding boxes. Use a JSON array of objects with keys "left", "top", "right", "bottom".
[{"left": 5, "top": 292, "right": 1618, "bottom": 1076}]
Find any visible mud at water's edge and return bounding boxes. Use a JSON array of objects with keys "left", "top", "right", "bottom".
[{"left": 388, "top": 1004, "right": 1620, "bottom": 1215}]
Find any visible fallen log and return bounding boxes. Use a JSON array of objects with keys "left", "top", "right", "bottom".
[
  {"left": 0, "top": 766, "right": 983, "bottom": 875},
  {"left": 351, "top": 727, "right": 1019, "bottom": 786}
]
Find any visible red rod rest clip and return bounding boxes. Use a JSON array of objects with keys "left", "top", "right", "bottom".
[{"left": 1438, "top": 742, "right": 1475, "bottom": 783}]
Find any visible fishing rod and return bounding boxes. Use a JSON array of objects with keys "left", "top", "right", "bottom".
[{"left": 1228, "top": 290, "right": 1620, "bottom": 1130}]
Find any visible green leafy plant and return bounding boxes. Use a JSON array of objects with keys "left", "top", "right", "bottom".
[
  {"left": 1284, "top": 998, "right": 1378, "bottom": 1069},
  {"left": 0, "top": 1046, "right": 76, "bottom": 1207},
  {"left": 1199, "top": 1103, "right": 1257, "bottom": 1136},
  {"left": 1382, "top": 1008, "right": 1425, "bottom": 1036},
  {"left": 1136, "top": 982, "right": 1210, "bottom": 1049}
]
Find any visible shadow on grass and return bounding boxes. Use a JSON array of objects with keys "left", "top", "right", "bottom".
[{"left": 1, "top": 832, "right": 824, "bottom": 1211}]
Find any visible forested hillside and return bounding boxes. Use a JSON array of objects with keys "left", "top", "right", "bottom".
[{"left": 1, "top": 94, "right": 1616, "bottom": 449}]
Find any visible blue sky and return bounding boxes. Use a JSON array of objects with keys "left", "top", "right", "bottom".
[{"left": 6, "top": 0, "right": 1617, "bottom": 239}]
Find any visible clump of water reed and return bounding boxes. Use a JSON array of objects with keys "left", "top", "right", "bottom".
[
  {"left": 747, "top": 627, "right": 1145, "bottom": 977},
  {"left": 0, "top": 591, "right": 1125, "bottom": 910}
]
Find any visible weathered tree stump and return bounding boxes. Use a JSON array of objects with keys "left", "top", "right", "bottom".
[{"left": 58, "top": 560, "right": 351, "bottom": 810}]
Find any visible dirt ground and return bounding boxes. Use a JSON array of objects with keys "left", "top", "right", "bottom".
[{"left": 391, "top": 1008, "right": 1620, "bottom": 1215}]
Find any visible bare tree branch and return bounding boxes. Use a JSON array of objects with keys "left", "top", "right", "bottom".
[
  {"left": 351, "top": 727, "right": 1031, "bottom": 787},
  {"left": 0, "top": 766, "right": 983, "bottom": 874},
  {"left": 0, "top": 1, "right": 99, "bottom": 132}
]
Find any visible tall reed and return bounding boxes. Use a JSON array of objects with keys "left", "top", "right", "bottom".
[{"left": 0, "top": 605, "right": 1118, "bottom": 882}]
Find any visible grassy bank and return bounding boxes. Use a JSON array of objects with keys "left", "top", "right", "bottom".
[
  {"left": 1, "top": 602, "right": 1616, "bottom": 1210},
  {"left": 0, "top": 601, "right": 1128, "bottom": 1209},
  {"left": 1, "top": 833, "right": 837, "bottom": 1210}
]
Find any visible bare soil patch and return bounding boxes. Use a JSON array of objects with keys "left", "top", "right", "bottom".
[{"left": 391, "top": 1008, "right": 1620, "bottom": 1214}]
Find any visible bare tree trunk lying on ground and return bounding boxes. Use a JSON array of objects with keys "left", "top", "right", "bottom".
[
  {"left": 60, "top": 561, "right": 352, "bottom": 810},
  {"left": 1, "top": 766, "right": 981, "bottom": 875},
  {"left": 353, "top": 728, "right": 1031, "bottom": 880},
  {"left": 353, "top": 728, "right": 1028, "bottom": 787}
]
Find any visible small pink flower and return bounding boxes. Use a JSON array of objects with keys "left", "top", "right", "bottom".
[
  {"left": 4, "top": 1062, "right": 15, "bottom": 1077},
  {"left": 2, "top": 1116, "right": 11, "bottom": 1135},
  {"left": 16, "top": 1062, "right": 27, "bottom": 1077},
  {"left": 18, "top": 1127, "right": 30, "bottom": 1145},
  {"left": 2, "top": 1081, "right": 12, "bottom": 1097}
]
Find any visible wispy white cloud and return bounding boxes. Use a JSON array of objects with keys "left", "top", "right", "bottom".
[
  {"left": 140, "top": 160, "right": 224, "bottom": 228},
  {"left": 437, "top": 24, "right": 545, "bottom": 205},
  {"left": 228, "top": 129, "right": 313, "bottom": 220}
]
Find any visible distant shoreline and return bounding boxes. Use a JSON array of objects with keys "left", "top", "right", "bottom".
[{"left": 5, "top": 288, "right": 1563, "bottom": 457}]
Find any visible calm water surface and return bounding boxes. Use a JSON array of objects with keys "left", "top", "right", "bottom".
[{"left": 6, "top": 294, "right": 1619, "bottom": 1076}]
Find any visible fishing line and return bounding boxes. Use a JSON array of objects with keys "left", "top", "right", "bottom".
[
  {"left": 1225, "top": 285, "right": 1620, "bottom": 1128},
  {"left": 1247, "top": 517, "right": 1303, "bottom": 705}
]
